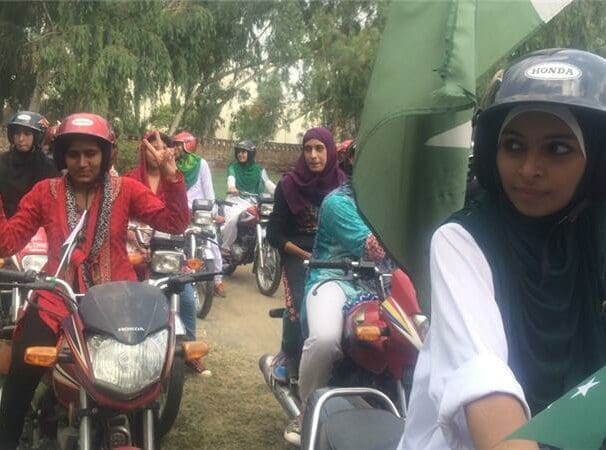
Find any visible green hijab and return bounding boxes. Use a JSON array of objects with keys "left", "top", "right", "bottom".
[
  {"left": 228, "top": 160, "right": 263, "bottom": 194},
  {"left": 177, "top": 152, "right": 202, "bottom": 190}
]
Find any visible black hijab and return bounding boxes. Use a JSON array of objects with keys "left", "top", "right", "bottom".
[
  {"left": 451, "top": 107, "right": 606, "bottom": 414},
  {"left": 0, "top": 142, "right": 59, "bottom": 218}
]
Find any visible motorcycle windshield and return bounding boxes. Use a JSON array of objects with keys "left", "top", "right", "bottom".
[{"left": 79, "top": 281, "right": 169, "bottom": 345}]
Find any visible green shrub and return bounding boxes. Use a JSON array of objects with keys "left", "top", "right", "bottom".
[{"left": 115, "top": 139, "right": 140, "bottom": 174}]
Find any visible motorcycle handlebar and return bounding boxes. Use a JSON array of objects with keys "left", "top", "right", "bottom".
[
  {"left": 215, "top": 199, "right": 236, "bottom": 207},
  {"left": 128, "top": 225, "right": 151, "bottom": 248},
  {"left": 163, "top": 270, "right": 223, "bottom": 290},
  {"left": 0, "top": 269, "right": 37, "bottom": 283},
  {"left": 0, "top": 280, "right": 57, "bottom": 292},
  {"left": 304, "top": 259, "right": 377, "bottom": 272}
]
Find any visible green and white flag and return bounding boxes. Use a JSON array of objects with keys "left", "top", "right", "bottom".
[
  {"left": 510, "top": 365, "right": 606, "bottom": 449},
  {"left": 353, "top": 0, "right": 574, "bottom": 307}
]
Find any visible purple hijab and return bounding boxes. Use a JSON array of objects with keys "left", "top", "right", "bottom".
[{"left": 281, "top": 127, "right": 347, "bottom": 215}]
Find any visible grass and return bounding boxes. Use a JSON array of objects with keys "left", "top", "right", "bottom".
[{"left": 162, "top": 344, "right": 291, "bottom": 450}]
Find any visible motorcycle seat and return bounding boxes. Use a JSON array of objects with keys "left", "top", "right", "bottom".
[{"left": 316, "top": 408, "right": 404, "bottom": 450}]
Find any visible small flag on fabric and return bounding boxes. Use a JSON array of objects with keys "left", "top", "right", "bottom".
[
  {"left": 353, "top": 0, "right": 574, "bottom": 307},
  {"left": 509, "top": 365, "right": 606, "bottom": 449}
]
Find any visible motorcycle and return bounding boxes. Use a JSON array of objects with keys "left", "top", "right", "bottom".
[
  {"left": 259, "top": 259, "right": 428, "bottom": 449},
  {"left": 0, "top": 227, "right": 48, "bottom": 338},
  {"left": 218, "top": 192, "right": 282, "bottom": 296},
  {"left": 129, "top": 218, "right": 217, "bottom": 320},
  {"left": 0, "top": 266, "right": 218, "bottom": 450},
  {"left": 189, "top": 198, "right": 222, "bottom": 319}
]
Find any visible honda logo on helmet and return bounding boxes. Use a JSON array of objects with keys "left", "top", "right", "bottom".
[
  {"left": 71, "top": 118, "right": 94, "bottom": 126},
  {"left": 525, "top": 62, "right": 582, "bottom": 81},
  {"left": 16, "top": 114, "right": 31, "bottom": 121}
]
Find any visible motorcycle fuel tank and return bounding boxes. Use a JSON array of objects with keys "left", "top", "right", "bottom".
[{"left": 79, "top": 281, "right": 169, "bottom": 345}]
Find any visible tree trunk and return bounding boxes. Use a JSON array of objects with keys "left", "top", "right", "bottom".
[
  {"left": 169, "top": 81, "right": 201, "bottom": 135},
  {"left": 28, "top": 72, "right": 47, "bottom": 112}
]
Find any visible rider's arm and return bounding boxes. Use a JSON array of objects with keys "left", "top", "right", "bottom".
[
  {"left": 401, "top": 223, "right": 531, "bottom": 449},
  {"left": 0, "top": 182, "right": 44, "bottom": 257},
  {"left": 126, "top": 175, "right": 190, "bottom": 235},
  {"left": 261, "top": 168, "right": 276, "bottom": 194},
  {"left": 467, "top": 395, "right": 538, "bottom": 450},
  {"left": 227, "top": 164, "right": 237, "bottom": 194},
  {"left": 185, "top": 163, "right": 206, "bottom": 209},
  {"left": 198, "top": 159, "right": 216, "bottom": 202},
  {"left": 267, "top": 183, "right": 311, "bottom": 260}
]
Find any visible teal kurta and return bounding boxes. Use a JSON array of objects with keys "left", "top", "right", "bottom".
[{"left": 301, "top": 184, "right": 375, "bottom": 336}]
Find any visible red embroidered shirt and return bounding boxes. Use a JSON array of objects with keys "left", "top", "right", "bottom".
[{"left": 0, "top": 174, "right": 190, "bottom": 332}]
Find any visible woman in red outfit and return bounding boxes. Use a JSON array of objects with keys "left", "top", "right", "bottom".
[
  {"left": 124, "top": 130, "right": 174, "bottom": 280},
  {"left": 0, "top": 113, "right": 189, "bottom": 450}
]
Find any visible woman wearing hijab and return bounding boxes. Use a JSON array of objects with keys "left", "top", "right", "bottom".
[
  {"left": 221, "top": 140, "right": 276, "bottom": 254},
  {"left": 124, "top": 130, "right": 173, "bottom": 198},
  {"left": 0, "top": 111, "right": 59, "bottom": 218},
  {"left": 401, "top": 49, "right": 606, "bottom": 450},
  {"left": 124, "top": 131, "right": 209, "bottom": 375},
  {"left": 172, "top": 131, "right": 225, "bottom": 297},
  {"left": 287, "top": 146, "right": 389, "bottom": 447},
  {"left": 0, "top": 114, "right": 189, "bottom": 450},
  {"left": 267, "top": 127, "right": 347, "bottom": 383}
]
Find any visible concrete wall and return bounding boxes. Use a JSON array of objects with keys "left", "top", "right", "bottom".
[
  {"left": 0, "top": 131, "right": 301, "bottom": 174},
  {"left": 198, "top": 137, "right": 300, "bottom": 173}
]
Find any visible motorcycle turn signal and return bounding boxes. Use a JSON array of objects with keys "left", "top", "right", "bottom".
[
  {"left": 186, "top": 258, "right": 204, "bottom": 271},
  {"left": 181, "top": 340, "right": 209, "bottom": 361},
  {"left": 24, "top": 346, "right": 58, "bottom": 367}
]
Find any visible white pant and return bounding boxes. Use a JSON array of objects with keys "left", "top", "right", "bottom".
[
  {"left": 298, "top": 281, "right": 347, "bottom": 410},
  {"left": 210, "top": 239, "right": 223, "bottom": 282},
  {"left": 221, "top": 196, "right": 252, "bottom": 251}
]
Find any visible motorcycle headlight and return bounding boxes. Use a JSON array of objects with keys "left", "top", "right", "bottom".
[
  {"left": 260, "top": 203, "right": 273, "bottom": 216},
  {"left": 21, "top": 255, "right": 47, "bottom": 272},
  {"left": 192, "top": 210, "right": 213, "bottom": 226},
  {"left": 151, "top": 251, "right": 183, "bottom": 274},
  {"left": 87, "top": 329, "right": 168, "bottom": 396}
]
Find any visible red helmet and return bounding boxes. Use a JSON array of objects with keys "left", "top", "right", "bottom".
[
  {"left": 53, "top": 113, "right": 113, "bottom": 171},
  {"left": 172, "top": 131, "right": 198, "bottom": 153},
  {"left": 42, "top": 123, "right": 60, "bottom": 148},
  {"left": 336, "top": 139, "right": 353, "bottom": 162}
]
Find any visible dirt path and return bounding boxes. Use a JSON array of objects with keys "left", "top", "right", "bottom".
[{"left": 163, "top": 265, "right": 295, "bottom": 450}]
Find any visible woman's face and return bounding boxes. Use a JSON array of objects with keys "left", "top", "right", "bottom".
[
  {"left": 12, "top": 126, "right": 35, "bottom": 153},
  {"left": 237, "top": 150, "right": 248, "bottom": 163},
  {"left": 303, "top": 138, "right": 328, "bottom": 173},
  {"left": 174, "top": 142, "right": 185, "bottom": 160},
  {"left": 496, "top": 111, "right": 586, "bottom": 217},
  {"left": 145, "top": 137, "right": 166, "bottom": 169},
  {"left": 65, "top": 137, "right": 103, "bottom": 187}
]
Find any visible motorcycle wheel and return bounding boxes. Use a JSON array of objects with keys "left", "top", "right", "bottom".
[
  {"left": 255, "top": 240, "right": 282, "bottom": 297},
  {"left": 195, "top": 281, "right": 214, "bottom": 319},
  {"left": 156, "top": 355, "right": 185, "bottom": 438}
]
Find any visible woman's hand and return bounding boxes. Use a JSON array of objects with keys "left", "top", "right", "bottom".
[
  {"left": 284, "top": 241, "right": 311, "bottom": 260},
  {"left": 143, "top": 130, "right": 178, "bottom": 182}
]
